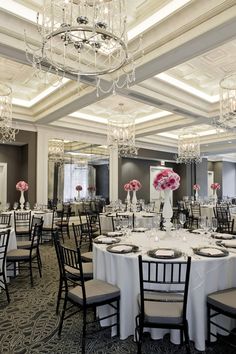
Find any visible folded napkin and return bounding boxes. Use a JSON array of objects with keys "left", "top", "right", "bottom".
[
  {"left": 107, "top": 231, "right": 123, "bottom": 236},
  {"left": 221, "top": 240, "right": 236, "bottom": 248},
  {"left": 112, "top": 245, "right": 132, "bottom": 252},
  {"left": 96, "top": 236, "right": 114, "bottom": 244},
  {"left": 212, "top": 233, "right": 233, "bottom": 240},
  {"left": 200, "top": 248, "right": 223, "bottom": 256},
  {"left": 133, "top": 228, "right": 148, "bottom": 232},
  {"left": 155, "top": 249, "right": 174, "bottom": 257},
  {"left": 191, "top": 229, "right": 204, "bottom": 234}
]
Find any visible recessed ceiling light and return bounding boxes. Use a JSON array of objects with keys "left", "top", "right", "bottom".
[{"left": 228, "top": 141, "right": 232, "bottom": 144}]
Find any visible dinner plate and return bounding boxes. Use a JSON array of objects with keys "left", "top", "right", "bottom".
[
  {"left": 106, "top": 243, "right": 139, "bottom": 254},
  {"left": 216, "top": 240, "right": 236, "bottom": 248},
  {"left": 132, "top": 228, "right": 148, "bottom": 232},
  {"left": 193, "top": 246, "right": 228, "bottom": 257},
  {"left": 105, "top": 231, "right": 123, "bottom": 237},
  {"left": 211, "top": 233, "right": 233, "bottom": 240},
  {"left": 147, "top": 248, "right": 182, "bottom": 259},
  {"left": 94, "top": 236, "right": 121, "bottom": 245}
]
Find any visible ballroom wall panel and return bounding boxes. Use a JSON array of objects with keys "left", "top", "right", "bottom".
[{"left": 0, "top": 130, "right": 37, "bottom": 206}]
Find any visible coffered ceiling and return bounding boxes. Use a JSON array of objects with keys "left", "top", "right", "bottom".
[{"left": 0, "top": 0, "right": 236, "bottom": 159}]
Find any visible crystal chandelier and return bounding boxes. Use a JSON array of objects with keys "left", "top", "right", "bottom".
[
  {"left": 216, "top": 72, "right": 236, "bottom": 130},
  {"left": 176, "top": 130, "right": 201, "bottom": 164},
  {"left": 25, "top": 0, "right": 137, "bottom": 93},
  {"left": 107, "top": 103, "right": 138, "bottom": 157},
  {"left": 48, "top": 139, "right": 64, "bottom": 165},
  {"left": 0, "top": 83, "right": 18, "bottom": 143}
]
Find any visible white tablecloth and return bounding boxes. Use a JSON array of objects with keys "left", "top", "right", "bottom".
[
  {"left": 3, "top": 210, "right": 53, "bottom": 228},
  {"left": 93, "top": 230, "right": 236, "bottom": 351}
]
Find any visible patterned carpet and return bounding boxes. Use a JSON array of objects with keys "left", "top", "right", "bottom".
[{"left": 0, "top": 238, "right": 235, "bottom": 354}]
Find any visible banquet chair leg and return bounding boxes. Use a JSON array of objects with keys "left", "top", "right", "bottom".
[
  {"left": 56, "top": 279, "right": 63, "bottom": 315},
  {"left": 183, "top": 320, "right": 191, "bottom": 354},
  {"left": 37, "top": 255, "right": 42, "bottom": 277},
  {"left": 180, "top": 329, "right": 184, "bottom": 345},
  {"left": 207, "top": 305, "right": 211, "bottom": 346},
  {"left": 3, "top": 273, "right": 10, "bottom": 303},
  {"left": 117, "top": 300, "right": 120, "bottom": 337},
  {"left": 58, "top": 295, "right": 68, "bottom": 337},
  {"left": 82, "top": 308, "right": 87, "bottom": 354},
  {"left": 29, "top": 260, "right": 34, "bottom": 287}
]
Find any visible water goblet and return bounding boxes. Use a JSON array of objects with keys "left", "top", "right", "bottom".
[{"left": 13, "top": 202, "right": 18, "bottom": 210}]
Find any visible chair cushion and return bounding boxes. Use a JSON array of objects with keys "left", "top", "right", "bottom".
[
  {"left": 68, "top": 279, "right": 120, "bottom": 305},
  {"left": 81, "top": 251, "right": 93, "bottom": 262},
  {"left": 207, "top": 288, "right": 236, "bottom": 314},
  {"left": 138, "top": 291, "right": 184, "bottom": 324},
  {"left": 65, "top": 262, "right": 93, "bottom": 279},
  {"left": 17, "top": 240, "right": 32, "bottom": 249},
  {"left": 7, "top": 249, "right": 36, "bottom": 261},
  {"left": 16, "top": 227, "right": 30, "bottom": 234}
]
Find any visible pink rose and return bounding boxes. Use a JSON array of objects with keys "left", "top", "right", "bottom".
[{"left": 16, "top": 181, "right": 29, "bottom": 192}]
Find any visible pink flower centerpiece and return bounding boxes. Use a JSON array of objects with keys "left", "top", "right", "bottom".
[
  {"left": 16, "top": 180, "right": 29, "bottom": 192},
  {"left": 129, "top": 179, "right": 142, "bottom": 204},
  {"left": 211, "top": 183, "right": 220, "bottom": 190},
  {"left": 153, "top": 169, "right": 180, "bottom": 231},
  {"left": 75, "top": 185, "right": 82, "bottom": 200},
  {"left": 16, "top": 180, "right": 29, "bottom": 210},
  {"left": 193, "top": 184, "right": 200, "bottom": 191},
  {"left": 193, "top": 184, "right": 200, "bottom": 200},
  {"left": 124, "top": 183, "right": 132, "bottom": 203},
  {"left": 153, "top": 169, "right": 180, "bottom": 191},
  {"left": 87, "top": 186, "right": 96, "bottom": 192},
  {"left": 211, "top": 183, "right": 220, "bottom": 204},
  {"left": 129, "top": 179, "right": 142, "bottom": 191},
  {"left": 124, "top": 183, "right": 132, "bottom": 192}
]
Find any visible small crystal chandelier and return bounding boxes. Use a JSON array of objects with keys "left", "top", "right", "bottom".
[
  {"left": 107, "top": 103, "right": 138, "bottom": 157},
  {"left": 0, "top": 83, "right": 18, "bottom": 143},
  {"left": 176, "top": 130, "right": 201, "bottom": 164},
  {"left": 215, "top": 72, "right": 236, "bottom": 130},
  {"left": 48, "top": 139, "right": 64, "bottom": 165},
  {"left": 25, "top": 0, "right": 138, "bottom": 93}
]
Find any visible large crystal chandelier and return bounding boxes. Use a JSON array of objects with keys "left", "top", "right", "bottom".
[
  {"left": 0, "top": 83, "right": 18, "bottom": 143},
  {"left": 48, "top": 139, "right": 64, "bottom": 165},
  {"left": 216, "top": 72, "right": 236, "bottom": 130},
  {"left": 176, "top": 130, "right": 201, "bottom": 164},
  {"left": 26, "top": 0, "right": 136, "bottom": 93},
  {"left": 107, "top": 103, "right": 138, "bottom": 157}
]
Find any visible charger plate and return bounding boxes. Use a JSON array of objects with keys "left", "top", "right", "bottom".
[
  {"left": 106, "top": 243, "right": 139, "bottom": 254},
  {"left": 94, "top": 236, "right": 121, "bottom": 245},
  {"left": 147, "top": 248, "right": 182, "bottom": 259},
  {"left": 193, "top": 246, "right": 228, "bottom": 257}
]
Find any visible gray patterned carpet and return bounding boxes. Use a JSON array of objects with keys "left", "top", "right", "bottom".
[{"left": 0, "top": 238, "right": 235, "bottom": 354}]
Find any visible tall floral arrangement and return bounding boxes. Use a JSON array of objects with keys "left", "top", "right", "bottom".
[
  {"left": 129, "top": 179, "right": 142, "bottom": 191},
  {"left": 153, "top": 169, "right": 180, "bottom": 191},
  {"left": 87, "top": 186, "right": 96, "bottom": 192},
  {"left": 75, "top": 185, "right": 82, "bottom": 191},
  {"left": 124, "top": 183, "right": 132, "bottom": 192},
  {"left": 211, "top": 183, "right": 220, "bottom": 190},
  {"left": 193, "top": 184, "right": 200, "bottom": 191},
  {"left": 16, "top": 180, "right": 29, "bottom": 192}
]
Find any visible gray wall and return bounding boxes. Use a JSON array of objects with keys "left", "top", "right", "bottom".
[
  {"left": 222, "top": 161, "right": 236, "bottom": 197},
  {"left": 94, "top": 164, "right": 109, "bottom": 202},
  {"left": 196, "top": 158, "right": 208, "bottom": 197},
  {"left": 0, "top": 130, "right": 37, "bottom": 207},
  {"left": 208, "top": 161, "right": 223, "bottom": 199}
]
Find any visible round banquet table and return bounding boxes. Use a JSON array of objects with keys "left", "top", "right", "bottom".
[{"left": 93, "top": 229, "right": 236, "bottom": 351}]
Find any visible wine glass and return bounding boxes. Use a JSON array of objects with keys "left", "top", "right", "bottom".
[
  {"left": 13, "top": 202, "right": 18, "bottom": 210},
  {"left": 179, "top": 213, "right": 186, "bottom": 229}
]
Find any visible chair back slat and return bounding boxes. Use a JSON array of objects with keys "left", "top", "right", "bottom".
[
  {"left": 138, "top": 256, "right": 191, "bottom": 320},
  {"left": 0, "top": 230, "right": 10, "bottom": 275},
  {"left": 0, "top": 213, "right": 11, "bottom": 226}
]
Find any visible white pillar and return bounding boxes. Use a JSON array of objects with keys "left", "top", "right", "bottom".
[
  {"left": 109, "top": 148, "right": 119, "bottom": 202},
  {"left": 37, "top": 128, "right": 49, "bottom": 204}
]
